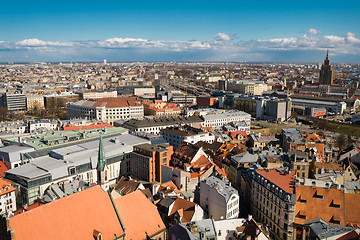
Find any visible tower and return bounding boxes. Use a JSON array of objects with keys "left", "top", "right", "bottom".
[
  {"left": 319, "top": 50, "right": 333, "bottom": 85},
  {"left": 97, "top": 134, "right": 109, "bottom": 191}
]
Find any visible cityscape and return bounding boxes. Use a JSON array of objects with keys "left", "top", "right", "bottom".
[{"left": 0, "top": 1, "right": 360, "bottom": 240}]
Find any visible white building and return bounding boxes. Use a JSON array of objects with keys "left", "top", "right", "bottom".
[
  {"left": 292, "top": 99, "right": 346, "bottom": 115},
  {"left": 0, "top": 178, "right": 16, "bottom": 215},
  {"left": 201, "top": 110, "right": 251, "bottom": 129},
  {"left": 28, "top": 119, "right": 59, "bottom": 133},
  {"left": 160, "top": 125, "right": 215, "bottom": 149},
  {"left": 227, "top": 80, "right": 271, "bottom": 95},
  {"left": 199, "top": 176, "right": 239, "bottom": 220},
  {"left": 81, "top": 90, "right": 117, "bottom": 100},
  {"left": 66, "top": 97, "right": 144, "bottom": 124}
]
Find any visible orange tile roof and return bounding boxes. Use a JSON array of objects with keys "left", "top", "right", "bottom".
[
  {"left": 256, "top": 169, "right": 296, "bottom": 194},
  {"left": 345, "top": 192, "right": 360, "bottom": 226},
  {"left": 169, "top": 198, "right": 197, "bottom": 223},
  {"left": 157, "top": 181, "right": 181, "bottom": 194},
  {"left": 63, "top": 122, "right": 113, "bottom": 131},
  {"left": 0, "top": 161, "right": 9, "bottom": 178},
  {"left": 8, "top": 186, "right": 125, "bottom": 240},
  {"left": 113, "top": 190, "right": 165, "bottom": 240},
  {"left": 0, "top": 178, "right": 15, "bottom": 196},
  {"left": 302, "top": 132, "right": 322, "bottom": 142},
  {"left": 93, "top": 97, "right": 141, "bottom": 108}
]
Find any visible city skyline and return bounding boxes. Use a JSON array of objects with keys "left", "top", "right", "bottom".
[{"left": 1, "top": 0, "right": 360, "bottom": 62}]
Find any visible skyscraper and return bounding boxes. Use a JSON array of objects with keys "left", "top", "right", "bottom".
[{"left": 319, "top": 50, "right": 333, "bottom": 85}]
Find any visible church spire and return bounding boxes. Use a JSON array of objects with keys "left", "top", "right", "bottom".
[{"left": 97, "top": 134, "right": 107, "bottom": 171}]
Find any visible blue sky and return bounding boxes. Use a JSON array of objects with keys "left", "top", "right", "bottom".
[{"left": 1, "top": 0, "right": 359, "bottom": 62}]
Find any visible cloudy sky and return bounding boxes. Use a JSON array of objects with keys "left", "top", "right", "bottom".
[{"left": 1, "top": 0, "right": 359, "bottom": 62}]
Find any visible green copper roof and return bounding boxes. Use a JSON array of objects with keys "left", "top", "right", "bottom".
[
  {"left": 3, "top": 127, "right": 128, "bottom": 150},
  {"left": 97, "top": 135, "right": 107, "bottom": 171}
]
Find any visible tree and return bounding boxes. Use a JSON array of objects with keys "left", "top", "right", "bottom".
[
  {"left": 336, "top": 134, "right": 348, "bottom": 151},
  {"left": 0, "top": 107, "right": 8, "bottom": 121}
]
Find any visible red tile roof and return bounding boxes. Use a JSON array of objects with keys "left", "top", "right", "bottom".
[
  {"left": 0, "top": 161, "right": 9, "bottom": 178},
  {"left": 8, "top": 186, "right": 125, "bottom": 240},
  {"left": 63, "top": 121, "right": 113, "bottom": 131},
  {"left": 113, "top": 190, "right": 165, "bottom": 240},
  {"left": 0, "top": 178, "right": 15, "bottom": 196},
  {"left": 256, "top": 169, "right": 296, "bottom": 194}
]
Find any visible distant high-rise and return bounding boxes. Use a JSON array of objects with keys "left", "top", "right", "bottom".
[{"left": 319, "top": 50, "right": 333, "bottom": 85}]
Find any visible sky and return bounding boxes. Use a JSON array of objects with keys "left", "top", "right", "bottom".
[{"left": 1, "top": 0, "right": 360, "bottom": 63}]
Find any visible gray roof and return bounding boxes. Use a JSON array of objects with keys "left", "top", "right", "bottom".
[
  {"left": 305, "top": 218, "right": 354, "bottom": 240},
  {"left": 123, "top": 116, "right": 203, "bottom": 128},
  {"left": 5, "top": 134, "right": 149, "bottom": 182},
  {"left": 180, "top": 219, "right": 217, "bottom": 240},
  {"left": 232, "top": 151, "right": 258, "bottom": 164},
  {"left": 202, "top": 176, "right": 238, "bottom": 202}
]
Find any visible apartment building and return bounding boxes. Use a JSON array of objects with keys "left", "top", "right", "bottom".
[
  {"left": 0, "top": 178, "right": 16, "bottom": 215},
  {"left": 251, "top": 169, "right": 296, "bottom": 240},
  {"left": 126, "top": 143, "right": 173, "bottom": 182},
  {"left": 67, "top": 97, "right": 144, "bottom": 124},
  {"left": 201, "top": 110, "right": 251, "bottom": 129},
  {"left": 199, "top": 176, "right": 240, "bottom": 220},
  {"left": 26, "top": 94, "right": 44, "bottom": 110}
]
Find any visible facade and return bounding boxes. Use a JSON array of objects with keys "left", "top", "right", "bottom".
[
  {"left": 67, "top": 97, "right": 144, "bottom": 124},
  {"left": 227, "top": 80, "right": 271, "bottom": 95},
  {"left": 292, "top": 99, "right": 346, "bottom": 115},
  {"left": 142, "top": 100, "right": 181, "bottom": 117},
  {"left": 121, "top": 116, "right": 204, "bottom": 135},
  {"left": 201, "top": 110, "right": 251, "bottom": 129},
  {"left": 80, "top": 90, "right": 117, "bottom": 100},
  {"left": 251, "top": 169, "right": 296, "bottom": 240},
  {"left": 0, "top": 178, "right": 16, "bottom": 215},
  {"left": 160, "top": 125, "right": 215, "bottom": 149},
  {"left": 4, "top": 93, "right": 27, "bottom": 111},
  {"left": 196, "top": 96, "right": 218, "bottom": 107},
  {"left": 28, "top": 119, "right": 59, "bottom": 133},
  {"left": 4, "top": 133, "right": 149, "bottom": 205},
  {"left": 127, "top": 143, "right": 173, "bottom": 182},
  {"left": 199, "top": 176, "right": 239, "bottom": 220},
  {"left": 256, "top": 98, "right": 292, "bottom": 122},
  {"left": 319, "top": 51, "right": 334, "bottom": 85},
  {"left": 26, "top": 94, "right": 44, "bottom": 110}
]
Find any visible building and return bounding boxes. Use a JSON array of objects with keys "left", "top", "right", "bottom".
[
  {"left": 4, "top": 93, "right": 27, "bottom": 111},
  {"left": 127, "top": 143, "right": 173, "bottom": 182},
  {"left": 227, "top": 80, "right": 271, "bottom": 95},
  {"left": 1, "top": 186, "right": 166, "bottom": 240},
  {"left": 319, "top": 50, "right": 334, "bottom": 85},
  {"left": 142, "top": 100, "right": 181, "bottom": 117},
  {"left": 28, "top": 119, "right": 59, "bottom": 133},
  {"left": 121, "top": 116, "right": 204, "bottom": 135},
  {"left": 26, "top": 94, "right": 44, "bottom": 110},
  {"left": 44, "top": 93, "right": 80, "bottom": 109},
  {"left": 0, "top": 178, "right": 16, "bottom": 215},
  {"left": 294, "top": 178, "right": 360, "bottom": 227},
  {"left": 199, "top": 176, "right": 239, "bottom": 220},
  {"left": 80, "top": 90, "right": 117, "bottom": 100},
  {"left": 201, "top": 110, "right": 251, "bottom": 129},
  {"left": 251, "top": 169, "right": 296, "bottom": 240},
  {"left": 160, "top": 125, "right": 215, "bottom": 149},
  {"left": 67, "top": 97, "right": 144, "bottom": 124},
  {"left": 4, "top": 133, "right": 149, "bottom": 205},
  {"left": 256, "top": 98, "right": 292, "bottom": 122},
  {"left": 196, "top": 96, "right": 218, "bottom": 107},
  {"left": 1, "top": 186, "right": 126, "bottom": 240},
  {"left": 292, "top": 99, "right": 346, "bottom": 115}
]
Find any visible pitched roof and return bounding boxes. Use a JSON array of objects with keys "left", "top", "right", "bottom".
[
  {"left": 256, "top": 169, "right": 296, "bottom": 194},
  {"left": 169, "top": 198, "right": 197, "bottom": 223},
  {"left": 0, "top": 178, "right": 15, "bottom": 196},
  {"left": 8, "top": 186, "right": 125, "bottom": 240},
  {"left": 0, "top": 161, "right": 9, "bottom": 178},
  {"left": 113, "top": 190, "right": 165, "bottom": 240}
]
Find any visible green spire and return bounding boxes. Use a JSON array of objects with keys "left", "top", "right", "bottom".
[{"left": 97, "top": 134, "right": 107, "bottom": 171}]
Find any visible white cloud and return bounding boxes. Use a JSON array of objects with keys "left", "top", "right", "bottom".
[
  {"left": 307, "top": 28, "right": 322, "bottom": 35},
  {"left": 16, "top": 38, "right": 72, "bottom": 47},
  {"left": 0, "top": 32, "right": 359, "bottom": 62},
  {"left": 215, "top": 33, "right": 231, "bottom": 41}
]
